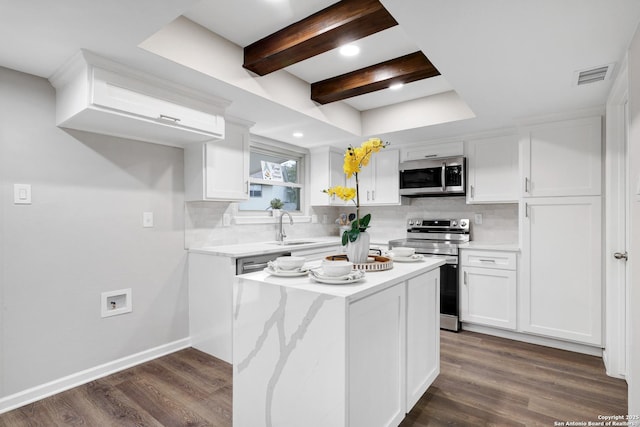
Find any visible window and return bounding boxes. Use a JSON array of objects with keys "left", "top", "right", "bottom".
[{"left": 238, "top": 145, "right": 303, "bottom": 213}]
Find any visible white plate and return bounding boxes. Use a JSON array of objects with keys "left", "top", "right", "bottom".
[
  {"left": 391, "top": 254, "right": 425, "bottom": 263},
  {"left": 264, "top": 266, "right": 310, "bottom": 277},
  {"left": 309, "top": 269, "right": 365, "bottom": 284}
]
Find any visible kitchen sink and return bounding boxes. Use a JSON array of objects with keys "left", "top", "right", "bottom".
[{"left": 268, "top": 241, "right": 316, "bottom": 246}]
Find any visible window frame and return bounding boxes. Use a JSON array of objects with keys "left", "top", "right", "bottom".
[{"left": 235, "top": 137, "right": 309, "bottom": 221}]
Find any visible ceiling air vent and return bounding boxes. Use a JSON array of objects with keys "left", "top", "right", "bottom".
[{"left": 574, "top": 63, "right": 614, "bottom": 86}]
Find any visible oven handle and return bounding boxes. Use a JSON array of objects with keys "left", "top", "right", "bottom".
[
  {"left": 415, "top": 254, "right": 458, "bottom": 264},
  {"left": 441, "top": 162, "right": 446, "bottom": 192}
]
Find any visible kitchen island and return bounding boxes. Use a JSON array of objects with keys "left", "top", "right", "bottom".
[{"left": 233, "top": 258, "right": 445, "bottom": 427}]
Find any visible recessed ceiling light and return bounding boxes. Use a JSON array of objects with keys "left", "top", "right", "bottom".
[
  {"left": 293, "top": 132, "right": 304, "bottom": 138},
  {"left": 389, "top": 83, "right": 404, "bottom": 90},
  {"left": 339, "top": 44, "right": 360, "bottom": 57}
]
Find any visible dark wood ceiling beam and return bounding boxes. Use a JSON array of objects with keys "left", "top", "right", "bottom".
[
  {"left": 310, "top": 51, "right": 440, "bottom": 105},
  {"left": 243, "top": 0, "right": 398, "bottom": 76}
]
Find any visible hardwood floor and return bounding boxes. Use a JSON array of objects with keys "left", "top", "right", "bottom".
[{"left": 0, "top": 331, "right": 627, "bottom": 426}]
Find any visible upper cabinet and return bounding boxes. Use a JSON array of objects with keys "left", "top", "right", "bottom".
[
  {"left": 309, "top": 146, "right": 346, "bottom": 206},
  {"left": 350, "top": 148, "right": 401, "bottom": 206},
  {"left": 49, "top": 50, "right": 229, "bottom": 147},
  {"left": 402, "top": 141, "right": 463, "bottom": 161},
  {"left": 465, "top": 134, "right": 519, "bottom": 204},
  {"left": 184, "top": 119, "right": 251, "bottom": 202},
  {"left": 520, "top": 116, "right": 602, "bottom": 197}
]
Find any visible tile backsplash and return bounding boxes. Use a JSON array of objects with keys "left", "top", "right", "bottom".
[{"left": 185, "top": 197, "right": 519, "bottom": 248}]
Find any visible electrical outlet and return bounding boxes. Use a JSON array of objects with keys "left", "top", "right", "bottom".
[
  {"left": 143, "top": 212, "right": 154, "bottom": 228},
  {"left": 13, "top": 184, "right": 31, "bottom": 204},
  {"left": 474, "top": 214, "right": 483, "bottom": 225}
]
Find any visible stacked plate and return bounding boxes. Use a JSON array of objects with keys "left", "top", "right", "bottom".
[{"left": 309, "top": 268, "right": 365, "bottom": 285}]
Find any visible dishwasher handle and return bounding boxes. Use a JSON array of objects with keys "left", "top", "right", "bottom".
[{"left": 240, "top": 262, "right": 270, "bottom": 274}]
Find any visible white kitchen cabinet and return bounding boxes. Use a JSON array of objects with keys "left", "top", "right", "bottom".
[
  {"left": 465, "top": 135, "right": 519, "bottom": 203},
  {"left": 460, "top": 250, "right": 517, "bottom": 330},
  {"left": 349, "top": 284, "right": 406, "bottom": 427},
  {"left": 309, "top": 146, "right": 346, "bottom": 206},
  {"left": 520, "top": 116, "right": 602, "bottom": 197},
  {"left": 184, "top": 119, "right": 251, "bottom": 201},
  {"left": 49, "top": 50, "right": 228, "bottom": 147},
  {"left": 405, "top": 269, "right": 440, "bottom": 411},
  {"left": 348, "top": 268, "right": 441, "bottom": 426},
  {"left": 402, "top": 141, "right": 463, "bottom": 161},
  {"left": 520, "top": 196, "right": 602, "bottom": 346},
  {"left": 188, "top": 253, "right": 235, "bottom": 363},
  {"left": 348, "top": 148, "right": 400, "bottom": 206}
]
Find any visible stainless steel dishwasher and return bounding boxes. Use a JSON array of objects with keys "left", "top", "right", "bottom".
[{"left": 236, "top": 251, "right": 291, "bottom": 275}]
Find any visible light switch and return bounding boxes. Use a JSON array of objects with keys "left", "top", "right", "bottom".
[
  {"left": 474, "top": 213, "right": 483, "bottom": 225},
  {"left": 14, "top": 184, "right": 31, "bottom": 204},
  {"left": 143, "top": 212, "right": 154, "bottom": 228}
]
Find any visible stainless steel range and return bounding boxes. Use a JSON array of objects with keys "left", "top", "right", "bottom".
[{"left": 389, "top": 218, "right": 470, "bottom": 331}]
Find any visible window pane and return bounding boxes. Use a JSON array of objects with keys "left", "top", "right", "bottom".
[
  {"left": 249, "top": 152, "right": 298, "bottom": 183},
  {"left": 239, "top": 185, "right": 300, "bottom": 211},
  {"left": 239, "top": 148, "right": 302, "bottom": 212}
]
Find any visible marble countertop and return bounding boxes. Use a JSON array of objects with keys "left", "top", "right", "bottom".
[
  {"left": 236, "top": 257, "right": 445, "bottom": 302},
  {"left": 189, "top": 237, "right": 341, "bottom": 258},
  {"left": 459, "top": 241, "right": 520, "bottom": 251}
]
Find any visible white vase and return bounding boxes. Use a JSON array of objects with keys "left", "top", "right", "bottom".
[{"left": 346, "top": 231, "right": 370, "bottom": 263}]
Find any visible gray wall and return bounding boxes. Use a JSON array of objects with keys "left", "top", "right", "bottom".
[{"left": 0, "top": 67, "right": 188, "bottom": 397}]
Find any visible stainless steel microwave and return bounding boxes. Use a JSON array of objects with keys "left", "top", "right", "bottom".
[{"left": 399, "top": 156, "right": 466, "bottom": 196}]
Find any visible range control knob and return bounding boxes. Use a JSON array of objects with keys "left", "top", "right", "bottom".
[
  {"left": 452, "top": 221, "right": 458, "bottom": 227},
  {"left": 460, "top": 220, "right": 467, "bottom": 227},
  {"left": 408, "top": 220, "right": 414, "bottom": 226}
]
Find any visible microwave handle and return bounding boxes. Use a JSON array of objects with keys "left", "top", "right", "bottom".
[{"left": 441, "top": 161, "right": 446, "bottom": 192}]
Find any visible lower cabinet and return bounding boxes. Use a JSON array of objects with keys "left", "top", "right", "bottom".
[
  {"left": 460, "top": 249, "right": 517, "bottom": 330},
  {"left": 405, "top": 270, "right": 440, "bottom": 410},
  {"left": 349, "top": 285, "right": 406, "bottom": 427},
  {"left": 348, "top": 269, "right": 440, "bottom": 426},
  {"left": 520, "top": 196, "right": 602, "bottom": 346}
]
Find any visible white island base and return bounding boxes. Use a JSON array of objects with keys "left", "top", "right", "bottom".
[{"left": 233, "top": 259, "right": 444, "bottom": 427}]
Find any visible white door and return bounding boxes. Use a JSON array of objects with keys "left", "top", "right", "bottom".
[
  {"left": 605, "top": 78, "right": 630, "bottom": 378},
  {"left": 520, "top": 196, "right": 602, "bottom": 346}
]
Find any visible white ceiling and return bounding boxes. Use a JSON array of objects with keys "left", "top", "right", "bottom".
[{"left": 2, "top": 0, "right": 640, "bottom": 148}]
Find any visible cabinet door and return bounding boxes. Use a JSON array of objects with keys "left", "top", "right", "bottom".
[
  {"left": 204, "top": 121, "right": 249, "bottom": 200},
  {"left": 520, "top": 196, "right": 602, "bottom": 345},
  {"left": 349, "top": 149, "right": 400, "bottom": 206},
  {"left": 521, "top": 116, "right": 602, "bottom": 197},
  {"left": 372, "top": 149, "right": 400, "bottom": 205},
  {"left": 349, "top": 285, "right": 406, "bottom": 427},
  {"left": 406, "top": 269, "right": 440, "bottom": 411},
  {"left": 309, "top": 147, "right": 346, "bottom": 206},
  {"left": 466, "top": 135, "right": 518, "bottom": 203},
  {"left": 460, "top": 266, "right": 517, "bottom": 330}
]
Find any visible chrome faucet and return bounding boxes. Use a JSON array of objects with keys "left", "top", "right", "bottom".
[{"left": 276, "top": 211, "right": 293, "bottom": 243}]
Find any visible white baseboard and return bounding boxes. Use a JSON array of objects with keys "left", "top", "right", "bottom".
[
  {"left": 461, "top": 323, "right": 603, "bottom": 357},
  {"left": 0, "top": 337, "right": 192, "bottom": 414}
]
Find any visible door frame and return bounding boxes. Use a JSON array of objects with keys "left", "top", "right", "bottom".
[{"left": 604, "top": 56, "right": 630, "bottom": 379}]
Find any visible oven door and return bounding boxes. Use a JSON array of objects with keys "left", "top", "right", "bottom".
[{"left": 420, "top": 254, "right": 459, "bottom": 332}]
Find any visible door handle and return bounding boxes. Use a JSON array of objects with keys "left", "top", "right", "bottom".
[
  {"left": 524, "top": 177, "right": 530, "bottom": 194},
  {"left": 614, "top": 252, "right": 628, "bottom": 260},
  {"left": 470, "top": 185, "right": 475, "bottom": 199},
  {"left": 463, "top": 271, "right": 468, "bottom": 285}
]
